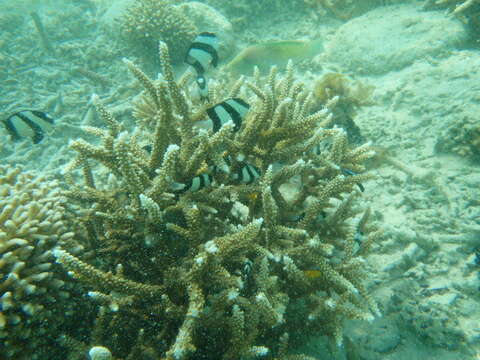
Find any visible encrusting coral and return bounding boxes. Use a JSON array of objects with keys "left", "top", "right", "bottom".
[
  {"left": 54, "top": 41, "right": 383, "bottom": 359},
  {"left": 120, "top": 0, "right": 197, "bottom": 66},
  {"left": 0, "top": 165, "right": 89, "bottom": 359}
]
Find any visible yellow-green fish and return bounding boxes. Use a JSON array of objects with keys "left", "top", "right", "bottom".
[
  {"left": 303, "top": 269, "right": 322, "bottom": 279},
  {"left": 226, "top": 39, "right": 323, "bottom": 75}
]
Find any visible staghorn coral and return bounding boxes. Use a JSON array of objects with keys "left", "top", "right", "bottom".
[
  {"left": 55, "top": 42, "right": 383, "bottom": 359},
  {"left": 0, "top": 165, "right": 89, "bottom": 359},
  {"left": 120, "top": 0, "right": 197, "bottom": 66}
]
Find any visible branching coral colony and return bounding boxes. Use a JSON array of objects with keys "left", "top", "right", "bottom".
[{"left": 54, "top": 42, "right": 383, "bottom": 359}]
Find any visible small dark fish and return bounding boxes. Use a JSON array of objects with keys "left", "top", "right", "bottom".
[
  {"left": 285, "top": 210, "right": 326, "bottom": 223},
  {"left": 171, "top": 173, "right": 214, "bottom": 194},
  {"left": 474, "top": 250, "right": 480, "bottom": 266},
  {"left": 340, "top": 167, "right": 365, "bottom": 192},
  {"left": 185, "top": 32, "right": 219, "bottom": 76},
  {"left": 284, "top": 212, "right": 306, "bottom": 223},
  {"left": 233, "top": 163, "right": 261, "bottom": 184},
  {"left": 143, "top": 144, "right": 152, "bottom": 153},
  {"left": 354, "top": 231, "right": 364, "bottom": 244},
  {"left": 3, "top": 109, "right": 54, "bottom": 144},
  {"left": 206, "top": 98, "right": 250, "bottom": 133}
]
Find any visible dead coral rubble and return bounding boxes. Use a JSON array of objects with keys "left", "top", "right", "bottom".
[{"left": 56, "top": 42, "right": 383, "bottom": 359}]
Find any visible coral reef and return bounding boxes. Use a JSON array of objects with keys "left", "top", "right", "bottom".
[
  {"left": 435, "top": 113, "right": 480, "bottom": 159},
  {"left": 120, "top": 0, "right": 197, "bottom": 66},
  {"left": 54, "top": 42, "right": 383, "bottom": 359},
  {"left": 0, "top": 165, "right": 87, "bottom": 359},
  {"left": 313, "top": 72, "right": 374, "bottom": 144}
]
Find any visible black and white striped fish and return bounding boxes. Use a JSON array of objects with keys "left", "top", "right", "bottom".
[
  {"left": 3, "top": 110, "right": 54, "bottom": 144},
  {"left": 185, "top": 32, "right": 219, "bottom": 76},
  {"left": 196, "top": 75, "right": 209, "bottom": 100},
  {"left": 171, "top": 173, "right": 214, "bottom": 194},
  {"left": 233, "top": 163, "right": 261, "bottom": 185},
  {"left": 206, "top": 98, "right": 250, "bottom": 133}
]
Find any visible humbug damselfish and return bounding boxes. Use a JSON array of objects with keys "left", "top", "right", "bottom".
[
  {"left": 3, "top": 109, "right": 54, "bottom": 144},
  {"left": 206, "top": 98, "right": 250, "bottom": 133}
]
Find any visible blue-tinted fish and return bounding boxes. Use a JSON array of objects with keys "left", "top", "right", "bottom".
[
  {"left": 206, "top": 98, "right": 250, "bottom": 133},
  {"left": 3, "top": 109, "right": 54, "bottom": 144},
  {"left": 474, "top": 250, "right": 480, "bottom": 266}
]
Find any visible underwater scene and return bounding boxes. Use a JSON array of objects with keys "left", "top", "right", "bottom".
[{"left": 0, "top": 0, "right": 479, "bottom": 359}]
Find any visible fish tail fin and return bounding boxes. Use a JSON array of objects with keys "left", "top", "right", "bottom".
[{"left": 306, "top": 39, "right": 324, "bottom": 57}]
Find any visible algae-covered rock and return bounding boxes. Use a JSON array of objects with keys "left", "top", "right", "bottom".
[{"left": 324, "top": 4, "right": 468, "bottom": 75}]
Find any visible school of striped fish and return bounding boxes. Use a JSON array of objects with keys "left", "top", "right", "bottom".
[
  {"left": 1, "top": 32, "right": 261, "bottom": 193},
  {"left": 173, "top": 32, "right": 260, "bottom": 193}
]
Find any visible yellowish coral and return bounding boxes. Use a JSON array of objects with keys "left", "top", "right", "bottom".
[
  {"left": 120, "top": 0, "right": 197, "bottom": 65},
  {"left": 54, "top": 42, "right": 382, "bottom": 359},
  {"left": 0, "top": 165, "right": 79, "bottom": 359}
]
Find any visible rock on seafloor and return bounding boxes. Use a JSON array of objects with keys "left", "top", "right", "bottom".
[
  {"left": 178, "top": 2, "right": 233, "bottom": 36},
  {"left": 323, "top": 4, "right": 468, "bottom": 75}
]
